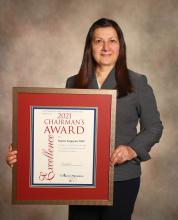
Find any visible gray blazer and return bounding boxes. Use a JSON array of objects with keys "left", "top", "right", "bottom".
[{"left": 66, "top": 69, "right": 163, "bottom": 181}]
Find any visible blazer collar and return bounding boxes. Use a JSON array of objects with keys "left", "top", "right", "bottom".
[{"left": 88, "top": 68, "right": 117, "bottom": 89}]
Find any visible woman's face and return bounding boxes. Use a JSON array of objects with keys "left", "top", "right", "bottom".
[{"left": 92, "top": 27, "right": 120, "bottom": 68}]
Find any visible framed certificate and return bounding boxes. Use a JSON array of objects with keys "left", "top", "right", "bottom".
[{"left": 12, "top": 88, "right": 116, "bottom": 205}]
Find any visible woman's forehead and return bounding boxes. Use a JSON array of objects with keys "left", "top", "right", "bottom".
[{"left": 93, "top": 27, "right": 118, "bottom": 38}]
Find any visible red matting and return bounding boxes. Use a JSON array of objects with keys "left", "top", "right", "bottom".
[{"left": 12, "top": 88, "right": 116, "bottom": 205}]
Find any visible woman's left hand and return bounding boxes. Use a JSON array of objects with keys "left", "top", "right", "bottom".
[{"left": 110, "top": 145, "right": 137, "bottom": 165}]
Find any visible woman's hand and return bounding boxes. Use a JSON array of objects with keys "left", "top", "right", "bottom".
[
  {"left": 6, "top": 144, "right": 17, "bottom": 168},
  {"left": 110, "top": 145, "right": 137, "bottom": 165}
]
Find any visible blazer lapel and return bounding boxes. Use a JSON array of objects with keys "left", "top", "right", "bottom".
[
  {"left": 101, "top": 68, "right": 117, "bottom": 89},
  {"left": 87, "top": 73, "right": 99, "bottom": 89},
  {"left": 88, "top": 68, "right": 117, "bottom": 89}
]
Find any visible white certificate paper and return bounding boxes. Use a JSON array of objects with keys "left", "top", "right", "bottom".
[{"left": 30, "top": 107, "right": 97, "bottom": 187}]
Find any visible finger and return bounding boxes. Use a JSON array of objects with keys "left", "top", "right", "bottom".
[
  {"left": 111, "top": 149, "right": 123, "bottom": 160},
  {"left": 111, "top": 157, "right": 124, "bottom": 165},
  {"left": 111, "top": 148, "right": 121, "bottom": 161},
  {"left": 7, "top": 152, "right": 17, "bottom": 159},
  {"left": 110, "top": 151, "right": 117, "bottom": 164},
  {"left": 6, "top": 157, "right": 17, "bottom": 168},
  {"left": 8, "top": 154, "right": 17, "bottom": 160},
  {"left": 110, "top": 157, "right": 118, "bottom": 165},
  {"left": 111, "top": 146, "right": 128, "bottom": 165},
  {"left": 110, "top": 152, "right": 119, "bottom": 164},
  {"left": 111, "top": 154, "right": 122, "bottom": 165},
  {"left": 8, "top": 149, "right": 17, "bottom": 156},
  {"left": 9, "top": 158, "right": 17, "bottom": 165},
  {"left": 6, "top": 155, "right": 17, "bottom": 167},
  {"left": 111, "top": 152, "right": 128, "bottom": 165}
]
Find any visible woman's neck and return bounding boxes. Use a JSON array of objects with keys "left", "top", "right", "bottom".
[{"left": 96, "top": 65, "right": 114, "bottom": 78}]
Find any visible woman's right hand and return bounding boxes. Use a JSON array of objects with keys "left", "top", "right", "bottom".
[{"left": 6, "top": 144, "right": 17, "bottom": 168}]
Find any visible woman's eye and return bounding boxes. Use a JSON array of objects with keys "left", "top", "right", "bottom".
[
  {"left": 95, "top": 39, "right": 102, "bottom": 44},
  {"left": 110, "top": 39, "right": 117, "bottom": 43}
]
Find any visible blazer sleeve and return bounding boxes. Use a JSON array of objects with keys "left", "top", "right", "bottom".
[{"left": 129, "top": 75, "right": 164, "bottom": 161}]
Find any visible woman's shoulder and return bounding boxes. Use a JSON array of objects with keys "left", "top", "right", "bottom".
[
  {"left": 128, "top": 69, "right": 146, "bottom": 81},
  {"left": 65, "top": 74, "right": 77, "bottom": 88},
  {"left": 128, "top": 69, "right": 149, "bottom": 90}
]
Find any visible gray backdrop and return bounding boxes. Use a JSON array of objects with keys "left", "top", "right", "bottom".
[{"left": 0, "top": 0, "right": 178, "bottom": 219}]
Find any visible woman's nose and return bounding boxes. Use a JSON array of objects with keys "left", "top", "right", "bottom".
[{"left": 102, "top": 41, "right": 109, "bottom": 50}]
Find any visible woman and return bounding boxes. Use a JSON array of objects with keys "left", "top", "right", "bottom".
[{"left": 7, "top": 18, "right": 163, "bottom": 220}]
